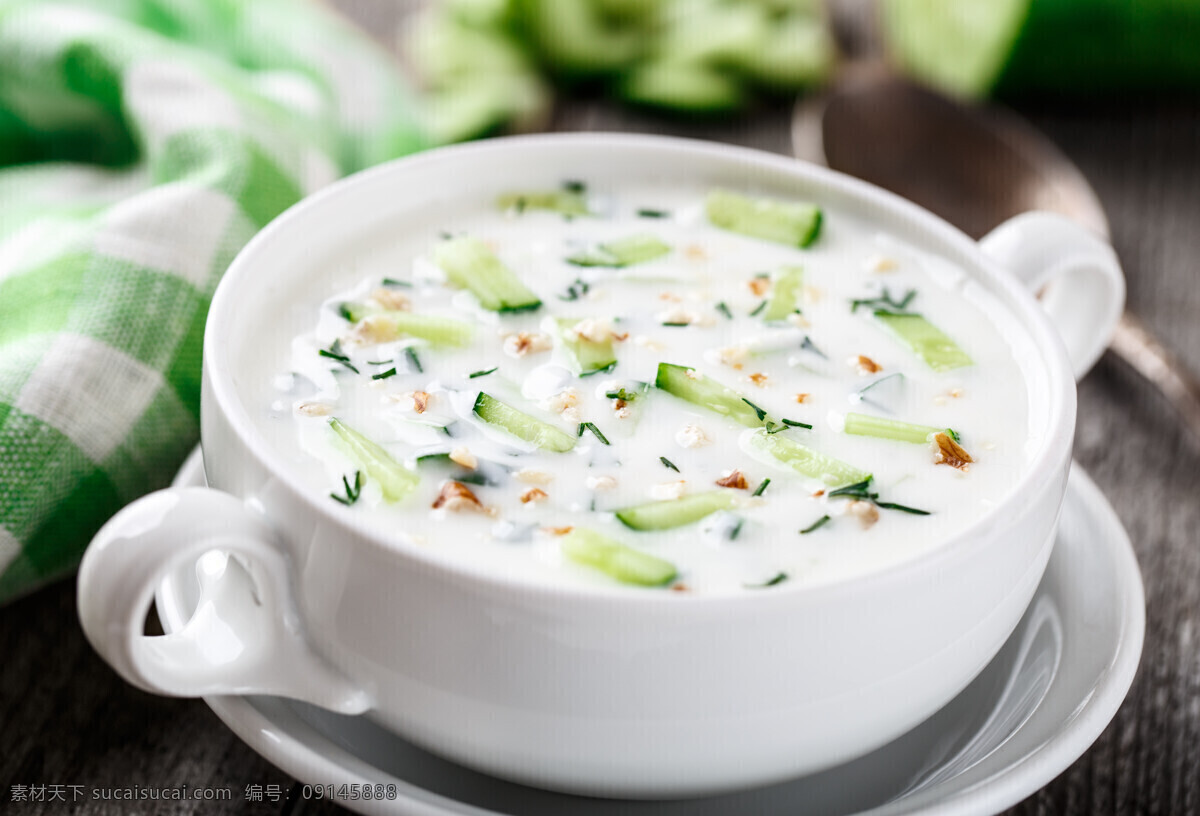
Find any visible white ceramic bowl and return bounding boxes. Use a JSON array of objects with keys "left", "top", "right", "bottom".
[{"left": 77, "top": 134, "right": 1124, "bottom": 798}]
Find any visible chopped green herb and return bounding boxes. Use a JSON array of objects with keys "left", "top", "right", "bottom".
[
  {"left": 662, "top": 322, "right": 691, "bottom": 327},
  {"left": 404, "top": 347, "right": 423, "bottom": 374},
  {"left": 800, "top": 515, "right": 831, "bottom": 534},
  {"left": 637, "top": 208, "right": 669, "bottom": 218},
  {"left": 740, "top": 398, "right": 767, "bottom": 422},
  {"left": 799, "top": 335, "right": 827, "bottom": 359},
  {"left": 851, "top": 287, "right": 918, "bottom": 315},
  {"left": 579, "top": 362, "right": 617, "bottom": 377},
  {"left": 729, "top": 518, "right": 745, "bottom": 540},
  {"left": 469, "top": 367, "right": 498, "bottom": 379},
  {"left": 319, "top": 340, "right": 359, "bottom": 374},
  {"left": 745, "top": 572, "right": 788, "bottom": 588},
  {"left": 715, "top": 301, "right": 733, "bottom": 319},
  {"left": 781, "top": 418, "right": 813, "bottom": 429},
  {"left": 659, "top": 456, "right": 679, "bottom": 472},
  {"left": 371, "top": 367, "right": 397, "bottom": 380},
  {"left": 947, "top": 428, "right": 962, "bottom": 443},
  {"left": 749, "top": 300, "right": 768, "bottom": 317},
  {"left": 605, "top": 388, "right": 639, "bottom": 401},
  {"left": 827, "top": 477, "right": 931, "bottom": 515},
  {"left": 563, "top": 179, "right": 586, "bottom": 194},
  {"left": 366, "top": 358, "right": 392, "bottom": 365},
  {"left": 330, "top": 471, "right": 363, "bottom": 506},
  {"left": 578, "top": 422, "right": 610, "bottom": 445},
  {"left": 336, "top": 303, "right": 355, "bottom": 321},
  {"left": 381, "top": 277, "right": 412, "bottom": 288},
  {"left": 558, "top": 278, "right": 590, "bottom": 301},
  {"left": 751, "top": 478, "right": 771, "bottom": 497}
]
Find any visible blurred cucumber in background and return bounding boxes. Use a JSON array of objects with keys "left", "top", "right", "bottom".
[
  {"left": 882, "top": 0, "right": 1200, "bottom": 98},
  {"left": 407, "top": 0, "right": 835, "bottom": 142}
]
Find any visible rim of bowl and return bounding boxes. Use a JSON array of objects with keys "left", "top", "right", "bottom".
[{"left": 206, "top": 132, "right": 1076, "bottom": 609}]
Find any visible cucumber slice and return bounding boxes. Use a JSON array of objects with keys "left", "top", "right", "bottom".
[
  {"left": 338, "top": 306, "right": 475, "bottom": 347},
  {"left": 615, "top": 491, "right": 738, "bottom": 531},
  {"left": 329, "top": 419, "right": 420, "bottom": 502},
  {"left": 732, "top": 14, "right": 834, "bottom": 89},
  {"left": 432, "top": 236, "right": 542, "bottom": 313},
  {"left": 620, "top": 60, "right": 745, "bottom": 112},
  {"left": 517, "top": 0, "right": 641, "bottom": 76},
  {"left": 874, "top": 311, "right": 972, "bottom": 371},
  {"left": 473, "top": 392, "right": 576, "bottom": 452},
  {"left": 553, "top": 318, "right": 617, "bottom": 375},
  {"left": 762, "top": 265, "right": 805, "bottom": 321},
  {"left": 746, "top": 429, "right": 870, "bottom": 488},
  {"left": 655, "top": 363, "right": 769, "bottom": 428},
  {"left": 705, "top": 189, "right": 823, "bottom": 248},
  {"left": 496, "top": 189, "right": 590, "bottom": 217},
  {"left": 561, "top": 528, "right": 677, "bottom": 586},
  {"left": 844, "top": 412, "right": 947, "bottom": 444},
  {"left": 567, "top": 233, "right": 671, "bottom": 267}
]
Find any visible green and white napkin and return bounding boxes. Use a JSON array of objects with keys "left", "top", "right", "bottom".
[{"left": 0, "top": 0, "right": 427, "bottom": 603}]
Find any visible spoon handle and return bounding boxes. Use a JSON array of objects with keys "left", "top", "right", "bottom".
[{"left": 1109, "top": 313, "right": 1200, "bottom": 445}]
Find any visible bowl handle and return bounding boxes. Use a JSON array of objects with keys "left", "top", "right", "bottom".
[
  {"left": 979, "top": 211, "right": 1125, "bottom": 381},
  {"left": 77, "top": 487, "right": 371, "bottom": 713}
]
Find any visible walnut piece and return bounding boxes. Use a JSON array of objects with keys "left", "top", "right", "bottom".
[
  {"left": 933, "top": 432, "right": 973, "bottom": 471},
  {"left": 853, "top": 355, "right": 882, "bottom": 375},
  {"left": 715, "top": 470, "right": 748, "bottom": 490},
  {"left": 503, "top": 331, "right": 552, "bottom": 358},
  {"left": 847, "top": 500, "right": 880, "bottom": 529},
  {"left": 432, "top": 481, "right": 484, "bottom": 512},
  {"left": 520, "top": 487, "right": 548, "bottom": 504},
  {"left": 369, "top": 288, "right": 411, "bottom": 311},
  {"left": 748, "top": 372, "right": 768, "bottom": 387},
  {"left": 794, "top": 393, "right": 810, "bottom": 404},
  {"left": 449, "top": 446, "right": 476, "bottom": 469}
]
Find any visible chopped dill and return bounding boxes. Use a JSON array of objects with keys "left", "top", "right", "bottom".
[
  {"left": 577, "top": 422, "right": 610, "bottom": 445},
  {"left": 850, "top": 287, "right": 918, "bottom": 315},
  {"left": 741, "top": 398, "right": 767, "bottom": 421},
  {"left": 659, "top": 456, "right": 679, "bottom": 472},
  {"left": 637, "top": 208, "right": 669, "bottom": 218},
  {"left": 799, "top": 515, "right": 831, "bottom": 534},
  {"left": 745, "top": 572, "right": 788, "bottom": 588},
  {"left": 404, "top": 347, "right": 423, "bottom": 373},
  {"left": 318, "top": 340, "right": 359, "bottom": 374},
  {"left": 330, "top": 471, "right": 363, "bottom": 506},
  {"left": 715, "top": 301, "right": 733, "bottom": 319},
  {"left": 751, "top": 478, "right": 771, "bottom": 497},
  {"left": 469, "top": 367, "right": 498, "bottom": 379},
  {"left": 749, "top": 300, "right": 768, "bottom": 317},
  {"left": 371, "top": 368, "right": 397, "bottom": 380},
  {"left": 381, "top": 277, "right": 412, "bottom": 288}
]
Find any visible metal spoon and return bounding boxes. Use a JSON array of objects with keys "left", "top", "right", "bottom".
[{"left": 793, "top": 2, "right": 1200, "bottom": 442}]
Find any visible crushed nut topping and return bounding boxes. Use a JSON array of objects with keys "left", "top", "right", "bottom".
[
  {"left": 675, "top": 424, "right": 710, "bottom": 448},
  {"left": 716, "top": 346, "right": 749, "bottom": 368},
  {"left": 812, "top": 489, "right": 825, "bottom": 497},
  {"left": 933, "top": 432, "right": 973, "bottom": 471},
  {"left": 633, "top": 335, "right": 664, "bottom": 351},
  {"left": 852, "top": 355, "right": 882, "bottom": 375},
  {"left": 847, "top": 500, "right": 880, "bottom": 528},
  {"left": 520, "top": 487, "right": 548, "bottom": 504},
  {"left": 449, "top": 446, "right": 477, "bottom": 469},
  {"left": 514, "top": 468, "right": 553, "bottom": 485},
  {"left": 296, "top": 402, "right": 333, "bottom": 416},
  {"left": 543, "top": 526, "right": 573, "bottom": 536},
  {"left": 347, "top": 314, "right": 398, "bottom": 346},
  {"left": 569, "top": 318, "right": 617, "bottom": 343},
  {"left": 670, "top": 583, "right": 690, "bottom": 593},
  {"left": 433, "top": 481, "right": 485, "bottom": 512},
  {"left": 586, "top": 475, "right": 618, "bottom": 491},
  {"left": 795, "top": 393, "right": 810, "bottom": 404},
  {"left": 659, "top": 292, "right": 682, "bottom": 302},
  {"left": 651, "top": 480, "right": 688, "bottom": 500},
  {"left": 748, "top": 277, "right": 771, "bottom": 296},
  {"left": 684, "top": 244, "right": 707, "bottom": 261},
  {"left": 369, "top": 288, "right": 411, "bottom": 311},
  {"left": 541, "top": 388, "right": 581, "bottom": 422},
  {"left": 748, "top": 372, "right": 768, "bottom": 387},
  {"left": 503, "top": 331, "right": 552, "bottom": 358},
  {"left": 715, "top": 470, "right": 748, "bottom": 489},
  {"left": 865, "top": 254, "right": 898, "bottom": 273},
  {"left": 395, "top": 390, "right": 431, "bottom": 414}
]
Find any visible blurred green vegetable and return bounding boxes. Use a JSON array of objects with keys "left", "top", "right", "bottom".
[
  {"left": 882, "top": 0, "right": 1200, "bottom": 98},
  {"left": 409, "top": 0, "right": 835, "bottom": 142}
]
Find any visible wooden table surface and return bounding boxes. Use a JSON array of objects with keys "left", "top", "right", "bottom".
[{"left": 3, "top": 2, "right": 1200, "bottom": 813}]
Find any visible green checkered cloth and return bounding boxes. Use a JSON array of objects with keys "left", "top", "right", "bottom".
[{"left": 0, "top": 0, "right": 427, "bottom": 603}]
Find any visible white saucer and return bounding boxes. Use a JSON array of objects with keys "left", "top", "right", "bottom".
[{"left": 161, "top": 450, "right": 1143, "bottom": 816}]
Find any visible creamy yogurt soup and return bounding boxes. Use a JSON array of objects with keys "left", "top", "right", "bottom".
[{"left": 251, "top": 182, "right": 1032, "bottom": 594}]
